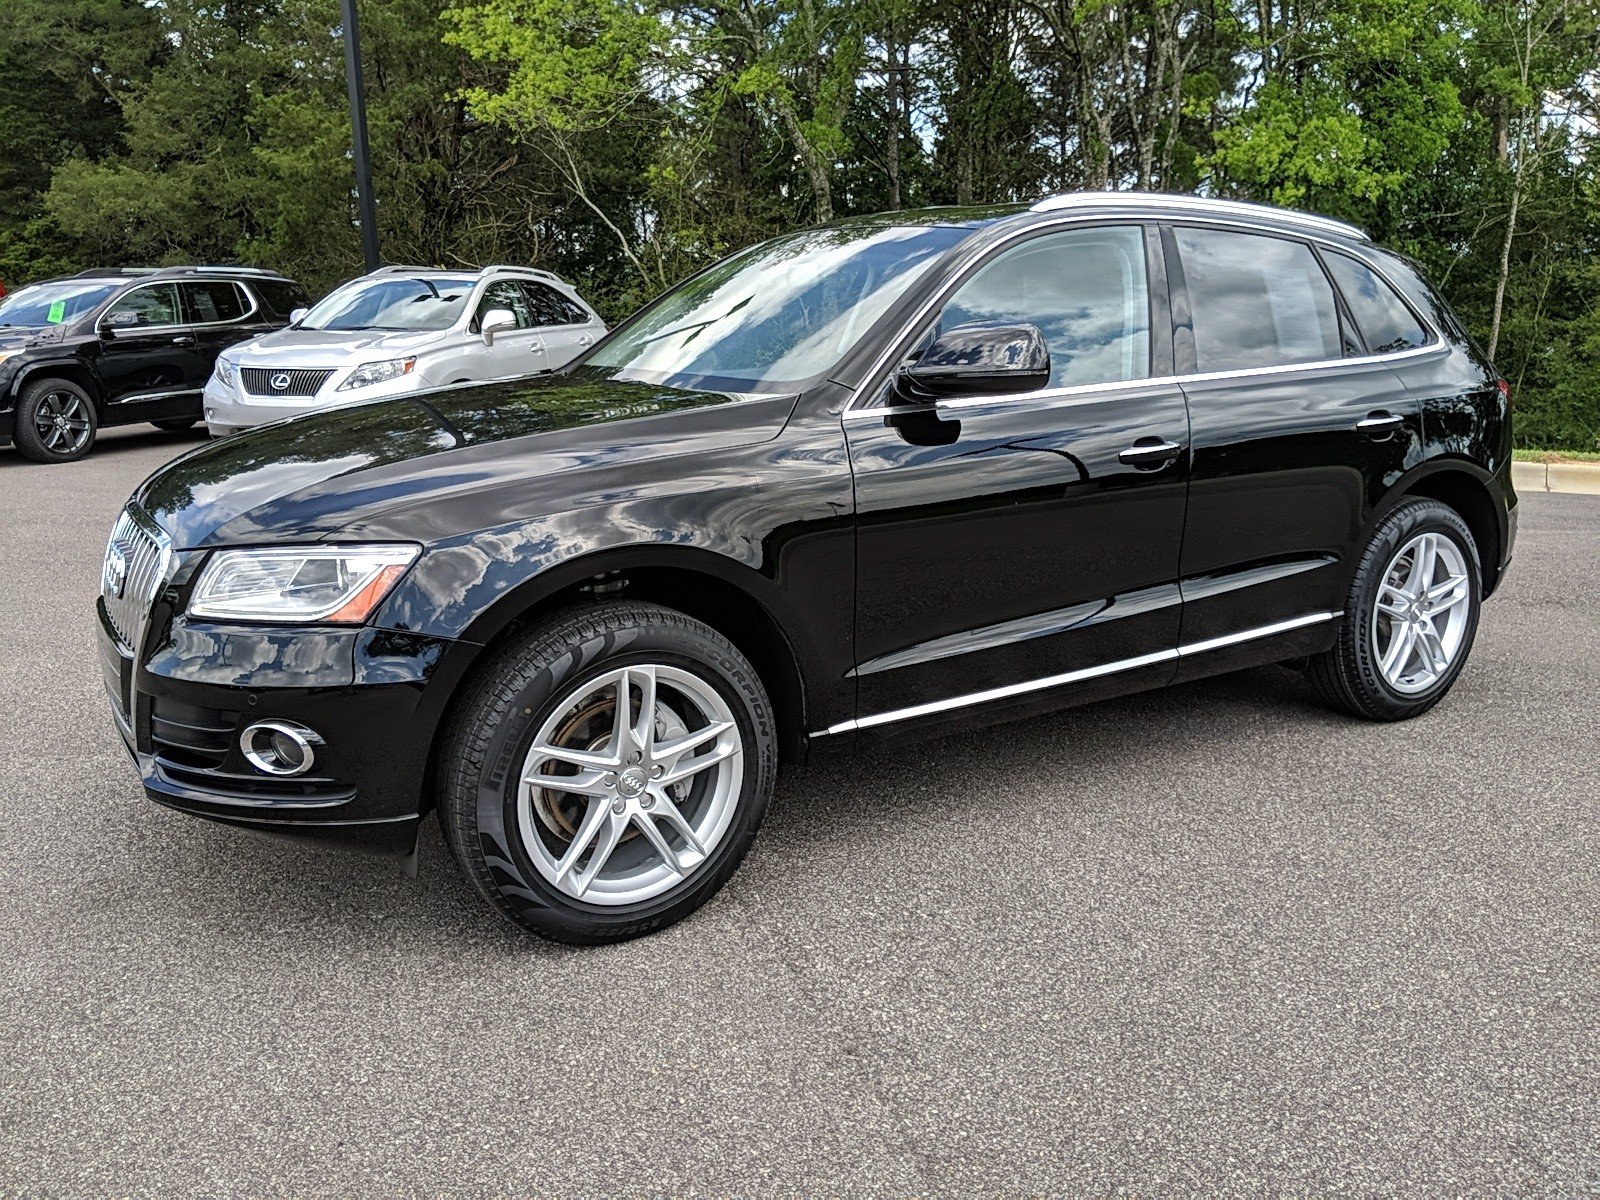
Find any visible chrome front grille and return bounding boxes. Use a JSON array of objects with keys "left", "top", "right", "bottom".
[
  {"left": 102, "top": 506, "right": 172, "bottom": 649},
  {"left": 241, "top": 367, "right": 335, "bottom": 397}
]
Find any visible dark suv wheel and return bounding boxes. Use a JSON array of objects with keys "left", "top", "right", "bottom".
[
  {"left": 1308, "top": 498, "right": 1482, "bottom": 721},
  {"left": 13, "top": 378, "right": 98, "bottom": 463},
  {"left": 438, "top": 601, "right": 777, "bottom": 944}
]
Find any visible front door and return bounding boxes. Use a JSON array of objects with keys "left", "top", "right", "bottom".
[
  {"left": 95, "top": 282, "right": 207, "bottom": 418},
  {"left": 472, "top": 280, "right": 547, "bottom": 379},
  {"left": 1165, "top": 223, "right": 1425, "bottom": 679},
  {"left": 845, "top": 223, "right": 1191, "bottom": 733}
]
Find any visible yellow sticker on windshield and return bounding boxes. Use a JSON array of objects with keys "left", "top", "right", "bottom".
[{"left": 47, "top": 299, "right": 66, "bottom": 324}]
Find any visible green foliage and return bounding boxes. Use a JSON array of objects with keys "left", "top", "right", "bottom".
[{"left": 0, "top": 0, "right": 1596, "bottom": 447}]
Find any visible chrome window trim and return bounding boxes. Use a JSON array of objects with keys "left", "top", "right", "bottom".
[
  {"left": 96, "top": 278, "right": 261, "bottom": 337},
  {"left": 813, "top": 611, "right": 1338, "bottom": 736},
  {"left": 841, "top": 211, "right": 1444, "bottom": 419}
]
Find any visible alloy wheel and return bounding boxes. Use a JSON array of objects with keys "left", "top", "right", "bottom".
[
  {"left": 33, "top": 391, "right": 93, "bottom": 456},
  {"left": 516, "top": 663, "right": 744, "bottom": 906},
  {"left": 1370, "top": 532, "right": 1473, "bottom": 694}
]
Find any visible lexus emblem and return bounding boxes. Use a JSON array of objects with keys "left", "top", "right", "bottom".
[
  {"left": 269, "top": 372, "right": 292, "bottom": 391},
  {"left": 104, "top": 545, "right": 128, "bottom": 599}
]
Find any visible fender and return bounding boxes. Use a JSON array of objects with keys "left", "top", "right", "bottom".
[
  {"left": 11, "top": 357, "right": 106, "bottom": 410},
  {"left": 1368, "top": 453, "right": 1511, "bottom": 594}
]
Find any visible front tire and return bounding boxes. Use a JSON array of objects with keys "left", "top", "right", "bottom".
[
  {"left": 438, "top": 601, "right": 777, "bottom": 944},
  {"left": 1308, "top": 498, "right": 1481, "bottom": 721},
  {"left": 13, "top": 378, "right": 98, "bottom": 463}
]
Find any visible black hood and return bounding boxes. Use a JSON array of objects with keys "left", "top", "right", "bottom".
[{"left": 135, "top": 372, "right": 797, "bottom": 548}]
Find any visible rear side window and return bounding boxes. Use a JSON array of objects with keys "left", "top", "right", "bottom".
[
  {"left": 1323, "top": 251, "right": 1429, "bottom": 354},
  {"left": 180, "top": 281, "right": 249, "bottom": 324},
  {"left": 1175, "top": 227, "right": 1341, "bottom": 372},
  {"left": 938, "top": 224, "right": 1151, "bottom": 388},
  {"left": 521, "top": 281, "right": 590, "bottom": 327}
]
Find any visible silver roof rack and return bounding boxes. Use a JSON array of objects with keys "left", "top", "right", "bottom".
[
  {"left": 1029, "top": 191, "right": 1369, "bottom": 242},
  {"left": 366, "top": 263, "right": 569, "bottom": 285},
  {"left": 483, "top": 264, "right": 567, "bottom": 284}
]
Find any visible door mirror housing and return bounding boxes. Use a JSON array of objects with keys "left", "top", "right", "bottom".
[
  {"left": 897, "top": 321, "right": 1050, "bottom": 401},
  {"left": 480, "top": 309, "right": 517, "bottom": 347},
  {"left": 288, "top": 307, "right": 308, "bottom": 326}
]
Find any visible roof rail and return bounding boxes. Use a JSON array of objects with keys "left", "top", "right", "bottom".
[
  {"left": 369, "top": 264, "right": 442, "bottom": 275},
  {"left": 484, "top": 264, "right": 567, "bottom": 284},
  {"left": 75, "top": 267, "right": 160, "bottom": 278},
  {"left": 1029, "top": 191, "right": 1370, "bottom": 242}
]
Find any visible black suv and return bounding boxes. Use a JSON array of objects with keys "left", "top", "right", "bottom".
[
  {"left": 1, "top": 266, "right": 307, "bottom": 462},
  {"left": 97, "top": 194, "right": 1514, "bottom": 943}
]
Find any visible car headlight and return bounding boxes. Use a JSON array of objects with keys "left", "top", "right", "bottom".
[
  {"left": 189, "top": 545, "right": 420, "bottom": 623},
  {"left": 338, "top": 357, "right": 415, "bottom": 391},
  {"left": 213, "top": 357, "right": 236, "bottom": 387}
]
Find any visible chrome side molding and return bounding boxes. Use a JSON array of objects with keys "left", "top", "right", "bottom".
[{"left": 815, "top": 611, "right": 1339, "bottom": 737}]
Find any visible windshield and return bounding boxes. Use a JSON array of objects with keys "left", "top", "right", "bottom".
[
  {"left": 299, "top": 276, "right": 476, "bottom": 332},
  {"left": 0, "top": 280, "right": 120, "bottom": 328},
  {"left": 582, "top": 224, "right": 966, "bottom": 392}
]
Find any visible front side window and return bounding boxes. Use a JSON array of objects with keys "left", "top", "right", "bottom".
[
  {"left": 1324, "top": 251, "right": 1429, "bottom": 355},
  {"left": 181, "top": 281, "right": 249, "bottom": 324},
  {"left": 936, "top": 225, "right": 1151, "bottom": 389},
  {"left": 581, "top": 223, "right": 965, "bottom": 393},
  {"left": 475, "top": 281, "right": 533, "bottom": 330},
  {"left": 1176, "top": 227, "right": 1341, "bottom": 372},
  {"left": 299, "top": 276, "right": 476, "bottom": 332},
  {"left": 0, "top": 280, "right": 120, "bottom": 329},
  {"left": 523, "top": 282, "right": 589, "bottom": 327},
  {"left": 103, "top": 283, "right": 181, "bottom": 329}
]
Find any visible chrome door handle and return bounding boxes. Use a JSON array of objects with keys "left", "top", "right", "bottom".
[
  {"left": 1356, "top": 411, "right": 1404, "bottom": 432},
  {"left": 577, "top": 335, "right": 593, "bottom": 346},
  {"left": 1118, "top": 438, "right": 1183, "bottom": 467},
  {"left": 172, "top": 335, "right": 196, "bottom": 346}
]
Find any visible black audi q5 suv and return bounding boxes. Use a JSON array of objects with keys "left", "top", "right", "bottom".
[{"left": 97, "top": 193, "right": 1515, "bottom": 942}]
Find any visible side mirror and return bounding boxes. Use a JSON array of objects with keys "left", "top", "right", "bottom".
[
  {"left": 480, "top": 308, "right": 517, "bottom": 347},
  {"left": 897, "top": 321, "right": 1050, "bottom": 401},
  {"left": 289, "top": 307, "right": 308, "bottom": 326}
]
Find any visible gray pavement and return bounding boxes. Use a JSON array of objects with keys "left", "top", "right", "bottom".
[{"left": 1, "top": 425, "right": 1597, "bottom": 1195}]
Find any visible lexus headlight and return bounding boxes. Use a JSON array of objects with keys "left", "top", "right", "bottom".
[
  {"left": 189, "top": 545, "right": 419, "bottom": 623},
  {"left": 213, "top": 357, "right": 236, "bottom": 387},
  {"left": 338, "top": 357, "right": 415, "bottom": 391}
]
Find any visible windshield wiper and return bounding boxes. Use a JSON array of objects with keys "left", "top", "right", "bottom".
[{"left": 636, "top": 294, "right": 755, "bottom": 346}]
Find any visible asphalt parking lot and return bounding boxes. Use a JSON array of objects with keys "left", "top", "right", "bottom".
[{"left": 1, "top": 426, "right": 1596, "bottom": 1194}]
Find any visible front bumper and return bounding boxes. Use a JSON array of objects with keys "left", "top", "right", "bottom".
[
  {"left": 98, "top": 597, "right": 477, "bottom": 856},
  {"left": 203, "top": 372, "right": 422, "bottom": 436}
]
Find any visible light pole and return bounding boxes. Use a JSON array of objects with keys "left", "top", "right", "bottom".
[{"left": 340, "top": 0, "right": 381, "bottom": 271}]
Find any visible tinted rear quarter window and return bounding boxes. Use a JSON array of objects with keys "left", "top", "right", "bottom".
[
  {"left": 251, "top": 278, "right": 310, "bottom": 320},
  {"left": 1175, "top": 227, "right": 1341, "bottom": 372},
  {"left": 1323, "top": 251, "right": 1429, "bottom": 354}
]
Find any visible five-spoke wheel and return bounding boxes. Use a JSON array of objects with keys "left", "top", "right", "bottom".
[
  {"left": 440, "top": 601, "right": 776, "bottom": 944},
  {"left": 1309, "top": 497, "right": 1482, "bottom": 720}
]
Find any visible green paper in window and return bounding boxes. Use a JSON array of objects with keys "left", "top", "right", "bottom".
[{"left": 47, "top": 299, "right": 66, "bottom": 324}]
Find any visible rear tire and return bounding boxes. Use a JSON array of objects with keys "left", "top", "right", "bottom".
[
  {"left": 438, "top": 601, "right": 777, "bottom": 944},
  {"left": 152, "top": 417, "right": 197, "bottom": 432},
  {"left": 13, "top": 378, "right": 97, "bottom": 463},
  {"left": 1308, "top": 498, "right": 1481, "bottom": 721}
]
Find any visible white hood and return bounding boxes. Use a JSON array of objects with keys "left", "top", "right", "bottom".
[{"left": 226, "top": 326, "right": 444, "bottom": 366}]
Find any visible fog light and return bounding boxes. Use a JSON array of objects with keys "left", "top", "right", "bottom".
[{"left": 241, "top": 720, "right": 324, "bottom": 776}]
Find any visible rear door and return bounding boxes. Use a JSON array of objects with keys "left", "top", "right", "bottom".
[
  {"left": 523, "top": 280, "right": 600, "bottom": 367},
  {"left": 94, "top": 282, "right": 207, "bottom": 419},
  {"left": 180, "top": 279, "right": 263, "bottom": 385},
  {"left": 845, "top": 222, "right": 1191, "bottom": 731},
  {"left": 1166, "top": 223, "right": 1424, "bottom": 678}
]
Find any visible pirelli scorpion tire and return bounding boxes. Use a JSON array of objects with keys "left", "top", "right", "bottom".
[
  {"left": 438, "top": 601, "right": 777, "bottom": 944},
  {"left": 1308, "top": 498, "right": 1482, "bottom": 722}
]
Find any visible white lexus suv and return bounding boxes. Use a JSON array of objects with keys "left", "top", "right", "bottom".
[{"left": 202, "top": 265, "right": 607, "bottom": 435}]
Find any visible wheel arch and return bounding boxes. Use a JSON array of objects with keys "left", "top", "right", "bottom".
[
  {"left": 13, "top": 360, "right": 106, "bottom": 415},
  {"left": 417, "top": 546, "right": 813, "bottom": 816},
  {"left": 1380, "top": 459, "right": 1507, "bottom": 597}
]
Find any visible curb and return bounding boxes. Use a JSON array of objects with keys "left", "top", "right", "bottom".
[{"left": 1512, "top": 459, "right": 1600, "bottom": 496}]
